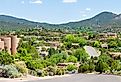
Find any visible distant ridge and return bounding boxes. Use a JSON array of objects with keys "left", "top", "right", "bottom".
[{"left": 0, "top": 11, "right": 121, "bottom": 32}]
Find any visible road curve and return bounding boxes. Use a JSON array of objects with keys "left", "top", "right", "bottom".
[
  {"left": 84, "top": 46, "right": 100, "bottom": 57},
  {"left": 26, "top": 74, "right": 121, "bottom": 82}
]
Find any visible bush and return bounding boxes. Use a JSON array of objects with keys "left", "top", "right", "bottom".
[
  {"left": 88, "top": 60, "right": 95, "bottom": 73},
  {"left": 78, "top": 63, "right": 89, "bottom": 73},
  {"left": 2, "top": 65, "right": 21, "bottom": 78},
  {"left": 26, "top": 60, "right": 44, "bottom": 70},
  {"left": 67, "top": 64, "right": 77, "bottom": 72},
  {"left": 28, "top": 69, "right": 37, "bottom": 76},
  {"left": 36, "top": 69, "right": 43, "bottom": 77},
  {"left": 14, "top": 61, "right": 28, "bottom": 76},
  {"left": 95, "top": 60, "right": 110, "bottom": 73},
  {"left": 56, "top": 68, "right": 65, "bottom": 75},
  {"left": 42, "top": 69, "right": 49, "bottom": 76},
  {"left": 47, "top": 66, "right": 56, "bottom": 76},
  {"left": 0, "top": 51, "right": 14, "bottom": 65},
  {"left": 66, "top": 56, "right": 77, "bottom": 63}
]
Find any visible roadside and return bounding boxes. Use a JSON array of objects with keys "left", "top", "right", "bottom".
[{"left": 0, "top": 74, "right": 71, "bottom": 82}]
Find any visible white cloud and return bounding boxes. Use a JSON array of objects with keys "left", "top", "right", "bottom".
[
  {"left": 86, "top": 8, "right": 91, "bottom": 11},
  {"left": 21, "top": 1, "right": 25, "bottom": 4},
  {"left": 29, "top": 0, "right": 42, "bottom": 4},
  {"left": 63, "top": 0, "right": 77, "bottom": 3}
]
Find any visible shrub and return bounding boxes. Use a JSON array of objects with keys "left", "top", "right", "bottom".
[
  {"left": 78, "top": 63, "right": 89, "bottom": 73},
  {"left": 42, "top": 69, "right": 48, "bottom": 76},
  {"left": 36, "top": 69, "right": 43, "bottom": 77},
  {"left": 14, "top": 61, "right": 28, "bottom": 76},
  {"left": 26, "top": 60, "right": 44, "bottom": 70},
  {"left": 67, "top": 64, "right": 77, "bottom": 72},
  {"left": 2, "top": 65, "right": 21, "bottom": 78},
  {"left": 66, "top": 56, "right": 77, "bottom": 63},
  {"left": 0, "top": 51, "right": 14, "bottom": 65},
  {"left": 28, "top": 69, "right": 37, "bottom": 76},
  {"left": 95, "top": 60, "right": 110, "bottom": 73},
  {"left": 45, "top": 66, "right": 57, "bottom": 76},
  {"left": 56, "top": 68, "right": 65, "bottom": 75}
]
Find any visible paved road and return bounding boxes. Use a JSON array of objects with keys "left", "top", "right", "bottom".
[
  {"left": 84, "top": 46, "right": 100, "bottom": 57},
  {"left": 26, "top": 74, "right": 121, "bottom": 82}
]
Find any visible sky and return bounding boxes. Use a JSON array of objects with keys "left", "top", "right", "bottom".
[{"left": 0, "top": 0, "right": 121, "bottom": 24}]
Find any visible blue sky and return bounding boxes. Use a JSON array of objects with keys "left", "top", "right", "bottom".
[{"left": 0, "top": 0, "right": 121, "bottom": 24}]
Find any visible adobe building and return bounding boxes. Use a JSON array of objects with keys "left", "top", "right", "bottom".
[
  {"left": 0, "top": 35, "right": 20, "bottom": 55},
  {"left": 99, "top": 33, "right": 117, "bottom": 39}
]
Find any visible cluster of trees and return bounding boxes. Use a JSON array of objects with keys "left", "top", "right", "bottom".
[
  {"left": 78, "top": 54, "right": 121, "bottom": 75},
  {"left": 63, "top": 34, "right": 87, "bottom": 49}
]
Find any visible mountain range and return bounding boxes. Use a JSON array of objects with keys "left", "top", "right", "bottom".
[{"left": 0, "top": 11, "right": 121, "bottom": 32}]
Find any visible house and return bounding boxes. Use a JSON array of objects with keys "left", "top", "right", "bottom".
[
  {"left": 57, "top": 62, "right": 80, "bottom": 68},
  {"left": 40, "top": 51, "right": 49, "bottom": 57},
  {"left": 107, "top": 33, "right": 117, "bottom": 38},
  {"left": 0, "top": 35, "right": 20, "bottom": 55},
  {"left": 72, "top": 43, "right": 80, "bottom": 48},
  {"left": 101, "top": 43, "right": 108, "bottom": 49},
  {"left": 108, "top": 52, "right": 121, "bottom": 58},
  {"left": 99, "top": 33, "right": 117, "bottom": 39}
]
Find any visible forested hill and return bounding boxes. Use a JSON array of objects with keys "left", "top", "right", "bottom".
[
  {"left": 0, "top": 11, "right": 121, "bottom": 31},
  {"left": 0, "top": 15, "right": 60, "bottom": 30}
]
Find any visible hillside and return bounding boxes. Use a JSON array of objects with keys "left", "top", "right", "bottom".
[
  {"left": 0, "top": 11, "right": 121, "bottom": 32},
  {"left": 0, "top": 15, "right": 59, "bottom": 30},
  {"left": 62, "top": 12, "right": 117, "bottom": 27}
]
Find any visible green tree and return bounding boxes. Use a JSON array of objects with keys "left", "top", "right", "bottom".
[
  {"left": 108, "top": 41, "right": 118, "bottom": 48},
  {"left": 0, "top": 51, "right": 14, "bottom": 65},
  {"left": 26, "top": 59, "right": 44, "bottom": 70},
  {"left": 73, "top": 49, "right": 89, "bottom": 63},
  {"left": 67, "top": 64, "right": 77, "bottom": 71},
  {"left": 78, "top": 63, "right": 89, "bottom": 73},
  {"left": 93, "top": 41, "right": 101, "bottom": 48},
  {"left": 48, "top": 48, "right": 56, "bottom": 57},
  {"left": 66, "top": 55, "right": 77, "bottom": 63},
  {"left": 88, "top": 59, "right": 95, "bottom": 72},
  {"left": 111, "top": 60, "right": 121, "bottom": 72},
  {"left": 78, "top": 38, "right": 87, "bottom": 47},
  {"left": 64, "top": 34, "right": 74, "bottom": 42},
  {"left": 99, "top": 54, "right": 112, "bottom": 65},
  {"left": 95, "top": 60, "right": 110, "bottom": 73}
]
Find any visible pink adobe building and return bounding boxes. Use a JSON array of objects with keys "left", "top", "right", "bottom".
[{"left": 0, "top": 35, "right": 20, "bottom": 55}]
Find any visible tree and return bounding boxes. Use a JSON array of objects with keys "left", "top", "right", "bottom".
[
  {"left": 99, "top": 54, "right": 113, "bottom": 65},
  {"left": 78, "top": 63, "right": 89, "bottom": 73},
  {"left": 64, "top": 34, "right": 74, "bottom": 42},
  {"left": 48, "top": 48, "right": 56, "bottom": 57},
  {"left": 48, "top": 53, "right": 67, "bottom": 65},
  {"left": 93, "top": 41, "right": 101, "bottom": 48},
  {"left": 88, "top": 59, "right": 95, "bottom": 72},
  {"left": 67, "top": 64, "right": 77, "bottom": 71},
  {"left": 64, "top": 42, "right": 72, "bottom": 49},
  {"left": 95, "top": 60, "right": 110, "bottom": 73},
  {"left": 108, "top": 41, "right": 118, "bottom": 48},
  {"left": 0, "top": 51, "right": 14, "bottom": 65},
  {"left": 73, "top": 49, "right": 89, "bottom": 63},
  {"left": 111, "top": 60, "right": 121, "bottom": 72},
  {"left": 66, "top": 55, "right": 77, "bottom": 63},
  {"left": 78, "top": 38, "right": 87, "bottom": 47},
  {"left": 88, "top": 32, "right": 95, "bottom": 39},
  {"left": 117, "top": 39, "right": 121, "bottom": 47},
  {"left": 26, "top": 59, "right": 44, "bottom": 70}
]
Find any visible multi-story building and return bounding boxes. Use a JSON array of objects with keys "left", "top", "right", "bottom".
[{"left": 0, "top": 35, "right": 20, "bottom": 55}]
